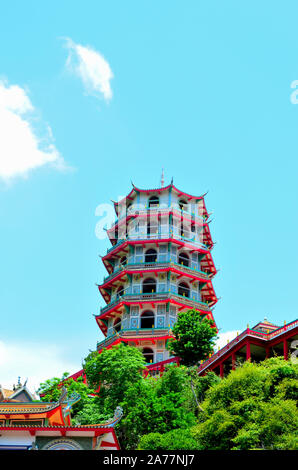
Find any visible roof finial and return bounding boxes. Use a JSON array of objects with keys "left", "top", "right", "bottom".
[{"left": 161, "top": 168, "right": 164, "bottom": 188}]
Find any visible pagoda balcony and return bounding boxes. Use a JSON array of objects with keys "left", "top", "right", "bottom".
[
  {"left": 99, "top": 291, "right": 211, "bottom": 317},
  {"left": 113, "top": 205, "right": 207, "bottom": 227},
  {"left": 127, "top": 204, "right": 203, "bottom": 218},
  {"left": 96, "top": 327, "right": 173, "bottom": 351},
  {"left": 103, "top": 260, "right": 212, "bottom": 284},
  {"left": 106, "top": 233, "right": 209, "bottom": 255}
]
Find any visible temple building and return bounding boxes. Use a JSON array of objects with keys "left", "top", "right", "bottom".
[
  {"left": 0, "top": 380, "right": 122, "bottom": 450},
  {"left": 198, "top": 318, "right": 298, "bottom": 378},
  {"left": 95, "top": 180, "right": 218, "bottom": 372}
]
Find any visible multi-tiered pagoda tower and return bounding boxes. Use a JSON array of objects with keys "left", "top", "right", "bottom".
[{"left": 95, "top": 181, "right": 218, "bottom": 372}]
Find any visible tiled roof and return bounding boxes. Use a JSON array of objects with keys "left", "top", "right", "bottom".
[
  {"left": 0, "top": 388, "right": 14, "bottom": 399},
  {"left": 0, "top": 402, "right": 61, "bottom": 414},
  {"left": 114, "top": 183, "right": 207, "bottom": 210}
]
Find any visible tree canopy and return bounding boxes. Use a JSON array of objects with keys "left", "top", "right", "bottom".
[
  {"left": 139, "top": 357, "right": 298, "bottom": 450},
  {"left": 83, "top": 343, "right": 146, "bottom": 415},
  {"left": 167, "top": 309, "right": 217, "bottom": 366},
  {"left": 38, "top": 340, "right": 298, "bottom": 450}
]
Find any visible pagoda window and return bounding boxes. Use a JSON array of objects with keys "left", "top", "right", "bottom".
[
  {"left": 180, "top": 217, "right": 191, "bottom": 238},
  {"left": 178, "top": 281, "right": 190, "bottom": 298},
  {"left": 145, "top": 248, "right": 157, "bottom": 263},
  {"left": 142, "top": 347, "right": 154, "bottom": 363},
  {"left": 127, "top": 202, "right": 132, "bottom": 214},
  {"left": 120, "top": 256, "right": 127, "bottom": 267},
  {"left": 159, "top": 244, "right": 167, "bottom": 262},
  {"left": 160, "top": 215, "right": 168, "bottom": 237},
  {"left": 148, "top": 196, "right": 159, "bottom": 208},
  {"left": 147, "top": 220, "right": 158, "bottom": 236},
  {"left": 179, "top": 199, "right": 188, "bottom": 211},
  {"left": 113, "top": 317, "right": 121, "bottom": 332},
  {"left": 178, "top": 252, "right": 190, "bottom": 267},
  {"left": 141, "top": 310, "right": 155, "bottom": 328},
  {"left": 142, "top": 277, "right": 156, "bottom": 294},
  {"left": 116, "top": 286, "right": 124, "bottom": 298}
]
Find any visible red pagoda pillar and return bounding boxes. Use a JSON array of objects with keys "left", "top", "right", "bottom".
[
  {"left": 232, "top": 352, "right": 236, "bottom": 370},
  {"left": 283, "top": 339, "right": 288, "bottom": 360},
  {"left": 246, "top": 341, "right": 251, "bottom": 361},
  {"left": 266, "top": 347, "right": 270, "bottom": 359}
]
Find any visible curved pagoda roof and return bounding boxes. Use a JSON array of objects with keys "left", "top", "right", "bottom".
[{"left": 113, "top": 182, "right": 209, "bottom": 216}]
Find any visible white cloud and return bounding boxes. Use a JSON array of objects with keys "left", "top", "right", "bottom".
[
  {"left": 215, "top": 330, "right": 239, "bottom": 350},
  {"left": 0, "top": 340, "right": 79, "bottom": 396},
  {"left": 64, "top": 38, "right": 113, "bottom": 101},
  {"left": 0, "top": 80, "right": 66, "bottom": 181}
]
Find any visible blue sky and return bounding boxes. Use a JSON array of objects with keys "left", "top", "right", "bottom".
[{"left": 1, "top": 1, "right": 298, "bottom": 390}]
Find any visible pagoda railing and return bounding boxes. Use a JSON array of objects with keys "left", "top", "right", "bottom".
[
  {"left": 113, "top": 205, "right": 207, "bottom": 227},
  {"left": 145, "top": 357, "right": 180, "bottom": 373},
  {"left": 99, "top": 292, "right": 211, "bottom": 316},
  {"left": 106, "top": 233, "right": 209, "bottom": 255},
  {"left": 97, "top": 327, "right": 172, "bottom": 350},
  {"left": 197, "top": 319, "right": 298, "bottom": 374},
  {"left": 103, "top": 261, "right": 211, "bottom": 284}
]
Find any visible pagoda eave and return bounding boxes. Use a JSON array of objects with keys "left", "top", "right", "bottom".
[
  {"left": 114, "top": 184, "right": 208, "bottom": 216},
  {"left": 99, "top": 266, "right": 213, "bottom": 292},
  {"left": 96, "top": 297, "right": 215, "bottom": 325},
  {"left": 103, "top": 237, "right": 210, "bottom": 263},
  {"left": 107, "top": 209, "right": 210, "bottom": 237}
]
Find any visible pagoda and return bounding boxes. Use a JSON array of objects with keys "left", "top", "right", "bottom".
[{"left": 95, "top": 179, "right": 218, "bottom": 372}]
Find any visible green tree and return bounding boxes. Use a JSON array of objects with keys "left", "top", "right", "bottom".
[
  {"left": 37, "top": 372, "right": 70, "bottom": 402},
  {"left": 83, "top": 342, "right": 146, "bottom": 414},
  {"left": 167, "top": 309, "right": 217, "bottom": 366},
  {"left": 166, "top": 309, "right": 218, "bottom": 412},
  {"left": 231, "top": 399, "right": 298, "bottom": 450},
  {"left": 119, "top": 365, "right": 197, "bottom": 449},
  {"left": 195, "top": 371, "right": 221, "bottom": 403},
  {"left": 139, "top": 428, "right": 200, "bottom": 450},
  {"left": 37, "top": 373, "right": 98, "bottom": 418},
  {"left": 74, "top": 400, "right": 111, "bottom": 425},
  {"left": 191, "top": 358, "right": 298, "bottom": 450},
  {"left": 138, "top": 358, "right": 298, "bottom": 450}
]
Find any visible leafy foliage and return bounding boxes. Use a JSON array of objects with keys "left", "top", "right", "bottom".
[
  {"left": 191, "top": 358, "right": 298, "bottom": 450},
  {"left": 37, "top": 372, "right": 70, "bottom": 402},
  {"left": 139, "top": 428, "right": 200, "bottom": 450},
  {"left": 83, "top": 343, "right": 146, "bottom": 415},
  {"left": 138, "top": 358, "right": 298, "bottom": 450},
  {"left": 73, "top": 400, "right": 112, "bottom": 425},
  {"left": 195, "top": 371, "right": 221, "bottom": 403},
  {"left": 38, "top": 348, "right": 298, "bottom": 450},
  {"left": 167, "top": 309, "right": 217, "bottom": 366},
  {"left": 118, "top": 365, "right": 197, "bottom": 449},
  {"left": 37, "top": 373, "right": 96, "bottom": 416}
]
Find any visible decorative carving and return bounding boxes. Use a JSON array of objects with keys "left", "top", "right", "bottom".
[
  {"left": 42, "top": 438, "right": 83, "bottom": 451},
  {"left": 106, "top": 406, "right": 124, "bottom": 427}
]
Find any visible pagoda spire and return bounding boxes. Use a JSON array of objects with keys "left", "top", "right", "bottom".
[{"left": 161, "top": 168, "right": 165, "bottom": 188}]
